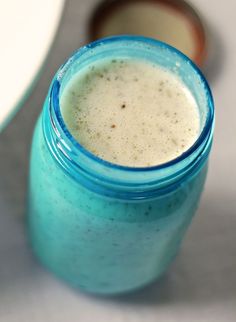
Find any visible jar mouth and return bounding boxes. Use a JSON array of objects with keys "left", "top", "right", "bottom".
[{"left": 51, "top": 35, "right": 214, "bottom": 173}]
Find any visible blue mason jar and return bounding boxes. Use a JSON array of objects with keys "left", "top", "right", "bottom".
[{"left": 28, "top": 36, "right": 214, "bottom": 295}]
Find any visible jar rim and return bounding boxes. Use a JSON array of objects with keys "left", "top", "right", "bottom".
[{"left": 51, "top": 35, "right": 214, "bottom": 173}]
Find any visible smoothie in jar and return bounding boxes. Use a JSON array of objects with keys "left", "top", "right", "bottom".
[{"left": 28, "top": 36, "right": 214, "bottom": 295}]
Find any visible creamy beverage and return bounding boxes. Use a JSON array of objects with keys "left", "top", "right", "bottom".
[
  {"left": 29, "top": 37, "right": 214, "bottom": 295},
  {"left": 61, "top": 58, "right": 200, "bottom": 167}
]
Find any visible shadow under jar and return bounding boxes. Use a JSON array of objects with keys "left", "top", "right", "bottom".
[{"left": 28, "top": 36, "right": 214, "bottom": 295}]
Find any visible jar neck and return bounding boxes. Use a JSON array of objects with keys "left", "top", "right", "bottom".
[{"left": 43, "top": 36, "right": 214, "bottom": 200}]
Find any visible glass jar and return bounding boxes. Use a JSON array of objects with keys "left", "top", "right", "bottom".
[{"left": 28, "top": 36, "right": 214, "bottom": 295}]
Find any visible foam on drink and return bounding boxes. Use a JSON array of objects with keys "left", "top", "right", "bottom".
[{"left": 61, "top": 58, "right": 200, "bottom": 167}]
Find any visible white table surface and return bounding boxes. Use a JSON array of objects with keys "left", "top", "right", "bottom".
[{"left": 0, "top": 0, "right": 235, "bottom": 321}]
